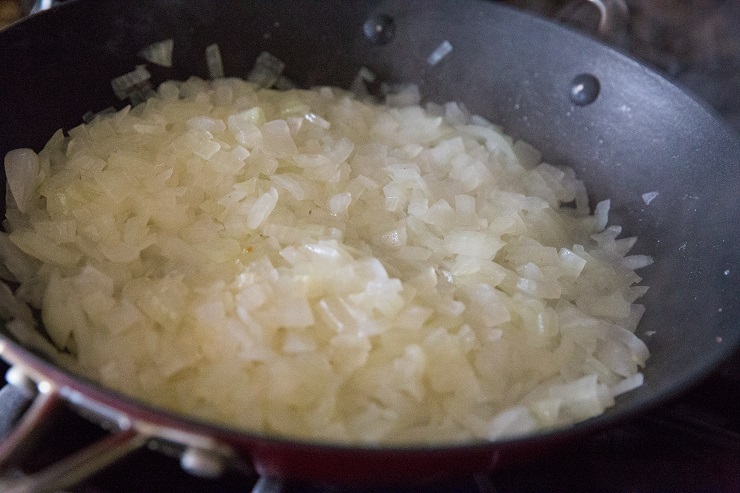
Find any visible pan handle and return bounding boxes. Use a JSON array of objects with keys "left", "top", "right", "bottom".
[
  {"left": 0, "top": 365, "right": 149, "bottom": 493},
  {"left": 556, "top": 0, "right": 630, "bottom": 47},
  {"left": 0, "top": 345, "right": 250, "bottom": 489}
]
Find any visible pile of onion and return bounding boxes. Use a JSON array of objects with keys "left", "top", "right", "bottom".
[{"left": 1, "top": 77, "right": 651, "bottom": 444}]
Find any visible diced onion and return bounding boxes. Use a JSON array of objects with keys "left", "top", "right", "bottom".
[
  {"left": 110, "top": 65, "right": 152, "bottom": 101},
  {"left": 427, "top": 40, "right": 453, "bottom": 66},
  {"left": 138, "top": 39, "right": 174, "bottom": 67},
  {"left": 247, "top": 51, "right": 285, "bottom": 88},
  {"left": 642, "top": 191, "right": 659, "bottom": 205},
  {"left": 0, "top": 77, "right": 652, "bottom": 446},
  {"left": 4, "top": 148, "right": 40, "bottom": 213},
  {"left": 205, "top": 43, "right": 224, "bottom": 79}
]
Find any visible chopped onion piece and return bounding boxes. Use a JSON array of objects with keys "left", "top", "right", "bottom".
[
  {"left": 138, "top": 38, "right": 174, "bottom": 67},
  {"left": 247, "top": 188, "right": 279, "bottom": 229},
  {"left": 610, "top": 372, "right": 644, "bottom": 396},
  {"left": 485, "top": 406, "right": 537, "bottom": 440},
  {"left": 427, "top": 40, "right": 453, "bottom": 66},
  {"left": 622, "top": 254, "right": 654, "bottom": 270},
  {"left": 0, "top": 281, "right": 34, "bottom": 327},
  {"left": 357, "top": 66, "right": 376, "bottom": 83},
  {"left": 384, "top": 84, "right": 422, "bottom": 107},
  {"left": 4, "top": 148, "right": 40, "bottom": 213},
  {"left": 642, "top": 191, "right": 659, "bottom": 205},
  {"left": 82, "top": 107, "right": 116, "bottom": 124},
  {"left": 329, "top": 192, "right": 352, "bottom": 215},
  {"left": 247, "top": 51, "right": 285, "bottom": 88},
  {"left": 110, "top": 65, "right": 151, "bottom": 100},
  {"left": 350, "top": 66, "right": 377, "bottom": 97},
  {"left": 274, "top": 75, "right": 298, "bottom": 90},
  {"left": 592, "top": 199, "right": 611, "bottom": 231},
  {"left": 205, "top": 43, "right": 224, "bottom": 79}
]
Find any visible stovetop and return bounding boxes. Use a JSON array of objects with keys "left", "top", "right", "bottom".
[{"left": 2, "top": 1, "right": 740, "bottom": 492}]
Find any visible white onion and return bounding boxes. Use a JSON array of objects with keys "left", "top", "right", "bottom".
[
  {"left": 205, "top": 43, "right": 224, "bottom": 79},
  {"left": 610, "top": 372, "right": 644, "bottom": 396},
  {"left": 138, "top": 39, "right": 174, "bottom": 67},
  {"left": 247, "top": 51, "right": 285, "bottom": 88},
  {"left": 642, "top": 191, "right": 659, "bottom": 205},
  {"left": 427, "top": 40, "right": 453, "bottom": 66},
  {"left": 622, "top": 254, "right": 654, "bottom": 270},
  {"left": 110, "top": 65, "right": 152, "bottom": 101},
  {"left": 0, "top": 78, "right": 652, "bottom": 445},
  {"left": 4, "top": 148, "right": 40, "bottom": 214}
]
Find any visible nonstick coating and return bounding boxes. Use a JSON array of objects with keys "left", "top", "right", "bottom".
[{"left": 1, "top": 0, "right": 739, "bottom": 483}]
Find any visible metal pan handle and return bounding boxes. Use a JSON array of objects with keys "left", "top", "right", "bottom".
[{"left": 0, "top": 365, "right": 148, "bottom": 493}]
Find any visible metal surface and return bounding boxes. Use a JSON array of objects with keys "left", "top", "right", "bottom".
[
  {"left": 0, "top": 383, "right": 59, "bottom": 471},
  {"left": 0, "top": 0, "right": 739, "bottom": 486},
  {"left": 0, "top": 429, "right": 147, "bottom": 493}
]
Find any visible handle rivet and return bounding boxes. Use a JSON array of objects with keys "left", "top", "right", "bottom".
[
  {"left": 569, "top": 73, "right": 600, "bottom": 106},
  {"left": 180, "top": 446, "right": 227, "bottom": 478},
  {"left": 363, "top": 14, "right": 395, "bottom": 45}
]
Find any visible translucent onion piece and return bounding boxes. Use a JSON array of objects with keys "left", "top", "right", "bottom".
[
  {"left": 138, "top": 39, "right": 174, "bottom": 67},
  {"left": 110, "top": 65, "right": 151, "bottom": 100},
  {"left": 205, "top": 43, "right": 224, "bottom": 79},
  {"left": 427, "top": 40, "right": 453, "bottom": 66},
  {"left": 247, "top": 51, "right": 285, "bottom": 88},
  {"left": 4, "top": 148, "right": 40, "bottom": 214}
]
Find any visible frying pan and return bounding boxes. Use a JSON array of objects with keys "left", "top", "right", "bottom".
[{"left": 1, "top": 0, "right": 739, "bottom": 490}]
